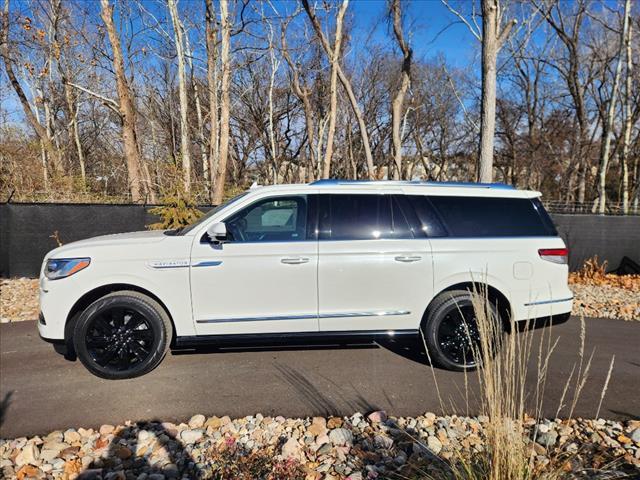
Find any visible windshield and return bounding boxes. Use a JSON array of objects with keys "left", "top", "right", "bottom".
[{"left": 177, "top": 191, "right": 249, "bottom": 235}]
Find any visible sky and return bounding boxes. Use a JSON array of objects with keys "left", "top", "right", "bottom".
[
  {"left": 2, "top": 0, "right": 483, "bottom": 126},
  {"left": 348, "top": 0, "right": 480, "bottom": 68}
]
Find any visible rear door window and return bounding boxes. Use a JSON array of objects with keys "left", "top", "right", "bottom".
[
  {"left": 427, "top": 196, "right": 556, "bottom": 237},
  {"left": 319, "top": 194, "right": 417, "bottom": 240}
]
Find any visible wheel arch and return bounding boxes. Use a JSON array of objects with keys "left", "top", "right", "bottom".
[
  {"left": 424, "top": 281, "right": 513, "bottom": 333},
  {"left": 64, "top": 283, "right": 177, "bottom": 345}
]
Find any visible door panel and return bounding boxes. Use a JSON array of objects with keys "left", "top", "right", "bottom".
[
  {"left": 318, "top": 239, "right": 431, "bottom": 331},
  {"left": 317, "top": 193, "right": 432, "bottom": 332},
  {"left": 191, "top": 194, "right": 318, "bottom": 335}
]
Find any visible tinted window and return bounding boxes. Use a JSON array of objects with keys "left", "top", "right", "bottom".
[
  {"left": 225, "top": 196, "right": 308, "bottom": 242},
  {"left": 391, "top": 195, "right": 419, "bottom": 239},
  {"left": 427, "top": 196, "right": 556, "bottom": 237},
  {"left": 319, "top": 194, "right": 415, "bottom": 240},
  {"left": 405, "top": 195, "right": 447, "bottom": 237}
]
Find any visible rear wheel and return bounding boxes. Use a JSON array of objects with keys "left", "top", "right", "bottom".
[
  {"left": 73, "top": 291, "right": 172, "bottom": 379},
  {"left": 421, "top": 289, "right": 502, "bottom": 371}
]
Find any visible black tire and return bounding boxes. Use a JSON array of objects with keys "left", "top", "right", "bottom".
[
  {"left": 73, "top": 290, "right": 172, "bottom": 379},
  {"left": 421, "top": 289, "right": 502, "bottom": 372}
]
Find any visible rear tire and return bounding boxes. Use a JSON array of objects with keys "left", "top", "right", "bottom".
[
  {"left": 421, "top": 289, "right": 502, "bottom": 372},
  {"left": 73, "top": 291, "right": 172, "bottom": 379}
]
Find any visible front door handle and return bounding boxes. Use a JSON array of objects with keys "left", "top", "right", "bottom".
[
  {"left": 281, "top": 257, "right": 310, "bottom": 265},
  {"left": 394, "top": 255, "right": 422, "bottom": 263}
]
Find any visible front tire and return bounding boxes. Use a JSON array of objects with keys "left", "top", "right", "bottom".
[
  {"left": 73, "top": 291, "right": 172, "bottom": 379},
  {"left": 421, "top": 289, "right": 502, "bottom": 372}
]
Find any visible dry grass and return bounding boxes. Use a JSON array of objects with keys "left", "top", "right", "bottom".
[{"left": 411, "top": 283, "right": 616, "bottom": 480}]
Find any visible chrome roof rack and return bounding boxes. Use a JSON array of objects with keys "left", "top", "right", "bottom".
[{"left": 308, "top": 179, "right": 515, "bottom": 190}]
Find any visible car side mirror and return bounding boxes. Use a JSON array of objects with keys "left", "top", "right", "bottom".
[{"left": 206, "top": 222, "right": 227, "bottom": 244}]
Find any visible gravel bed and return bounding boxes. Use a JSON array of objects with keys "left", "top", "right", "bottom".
[
  {"left": 1, "top": 278, "right": 638, "bottom": 324},
  {"left": 1, "top": 413, "right": 638, "bottom": 479},
  {"left": 0, "top": 278, "right": 40, "bottom": 323},
  {"left": 570, "top": 284, "right": 640, "bottom": 321}
]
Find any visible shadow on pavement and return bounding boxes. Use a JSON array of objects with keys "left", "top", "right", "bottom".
[{"left": 0, "top": 391, "right": 13, "bottom": 429}]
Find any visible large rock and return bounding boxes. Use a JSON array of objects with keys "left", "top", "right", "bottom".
[
  {"left": 15, "top": 444, "right": 39, "bottom": 466},
  {"left": 281, "top": 438, "right": 305, "bottom": 462},
  {"left": 536, "top": 431, "right": 558, "bottom": 448},
  {"left": 180, "top": 429, "right": 204, "bottom": 444},
  {"left": 367, "top": 411, "right": 387, "bottom": 424},
  {"left": 427, "top": 436, "right": 442, "bottom": 455},
  {"left": 188, "top": 414, "right": 205, "bottom": 429},
  {"left": 329, "top": 428, "right": 353, "bottom": 446},
  {"left": 308, "top": 417, "right": 327, "bottom": 437}
]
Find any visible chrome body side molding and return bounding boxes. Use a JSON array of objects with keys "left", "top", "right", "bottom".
[{"left": 196, "top": 310, "right": 411, "bottom": 324}]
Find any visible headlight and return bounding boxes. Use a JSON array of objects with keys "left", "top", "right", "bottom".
[{"left": 45, "top": 258, "right": 91, "bottom": 280}]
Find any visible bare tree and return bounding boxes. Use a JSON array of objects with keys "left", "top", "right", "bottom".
[
  {"left": 321, "top": 0, "right": 347, "bottom": 179},
  {"left": 389, "top": 0, "right": 412, "bottom": 180},
  {"left": 620, "top": 4, "right": 633, "bottom": 214},
  {"left": 205, "top": 0, "right": 219, "bottom": 200},
  {"left": 51, "top": 0, "right": 86, "bottom": 186},
  {"left": 167, "top": 0, "right": 191, "bottom": 192},
  {"left": 443, "top": 0, "right": 515, "bottom": 182},
  {"left": 281, "top": 17, "right": 317, "bottom": 181},
  {"left": 303, "top": 0, "right": 376, "bottom": 179},
  {"left": 99, "top": 0, "right": 145, "bottom": 202},
  {"left": 212, "top": 0, "right": 231, "bottom": 204},
  {"left": 1, "top": 0, "right": 63, "bottom": 174},
  {"left": 535, "top": 0, "right": 590, "bottom": 203},
  {"left": 594, "top": 0, "right": 630, "bottom": 214}
]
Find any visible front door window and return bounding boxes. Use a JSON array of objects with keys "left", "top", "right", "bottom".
[{"left": 226, "top": 196, "right": 308, "bottom": 243}]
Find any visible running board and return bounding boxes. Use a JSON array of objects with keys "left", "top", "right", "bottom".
[{"left": 173, "top": 329, "right": 419, "bottom": 349}]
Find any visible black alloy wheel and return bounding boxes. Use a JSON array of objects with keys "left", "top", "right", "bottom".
[
  {"left": 85, "top": 307, "right": 155, "bottom": 371},
  {"left": 73, "top": 291, "right": 172, "bottom": 379},
  {"left": 435, "top": 304, "right": 482, "bottom": 368},
  {"left": 422, "top": 289, "right": 502, "bottom": 371}
]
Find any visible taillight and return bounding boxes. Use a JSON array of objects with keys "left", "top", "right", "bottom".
[{"left": 538, "top": 248, "right": 568, "bottom": 264}]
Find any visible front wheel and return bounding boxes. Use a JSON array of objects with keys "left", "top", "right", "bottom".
[
  {"left": 421, "top": 290, "right": 502, "bottom": 371},
  {"left": 73, "top": 291, "right": 172, "bottom": 379}
]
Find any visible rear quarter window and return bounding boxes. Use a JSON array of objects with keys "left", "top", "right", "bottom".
[{"left": 427, "top": 196, "right": 557, "bottom": 237}]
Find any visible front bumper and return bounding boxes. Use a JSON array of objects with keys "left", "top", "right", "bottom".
[{"left": 38, "top": 276, "right": 76, "bottom": 341}]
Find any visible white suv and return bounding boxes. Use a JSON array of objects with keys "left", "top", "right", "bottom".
[{"left": 38, "top": 180, "right": 573, "bottom": 379}]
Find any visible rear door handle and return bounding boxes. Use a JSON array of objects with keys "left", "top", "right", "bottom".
[
  {"left": 281, "top": 257, "right": 310, "bottom": 265},
  {"left": 394, "top": 255, "right": 422, "bottom": 263}
]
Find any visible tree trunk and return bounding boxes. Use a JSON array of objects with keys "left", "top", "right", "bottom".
[
  {"left": 478, "top": 0, "right": 515, "bottom": 183},
  {"left": 205, "top": 0, "right": 219, "bottom": 202},
  {"left": 478, "top": 0, "right": 499, "bottom": 183},
  {"left": 390, "top": 0, "right": 412, "bottom": 180},
  {"left": 595, "top": 0, "right": 629, "bottom": 214},
  {"left": 620, "top": 6, "right": 633, "bottom": 214},
  {"left": 100, "top": 0, "right": 144, "bottom": 202},
  {"left": 168, "top": 0, "right": 191, "bottom": 193},
  {"left": 212, "top": 0, "right": 231, "bottom": 205},
  {"left": 322, "top": 0, "right": 348, "bottom": 179}
]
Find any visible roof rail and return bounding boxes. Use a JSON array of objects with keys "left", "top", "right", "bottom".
[{"left": 308, "top": 179, "right": 515, "bottom": 189}]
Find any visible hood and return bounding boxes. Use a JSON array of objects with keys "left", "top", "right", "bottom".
[{"left": 46, "top": 230, "right": 168, "bottom": 258}]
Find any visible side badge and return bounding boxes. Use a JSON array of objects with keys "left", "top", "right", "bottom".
[{"left": 148, "top": 259, "right": 189, "bottom": 269}]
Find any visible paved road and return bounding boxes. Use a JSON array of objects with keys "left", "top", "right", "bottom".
[{"left": 1, "top": 317, "right": 638, "bottom": 438}]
